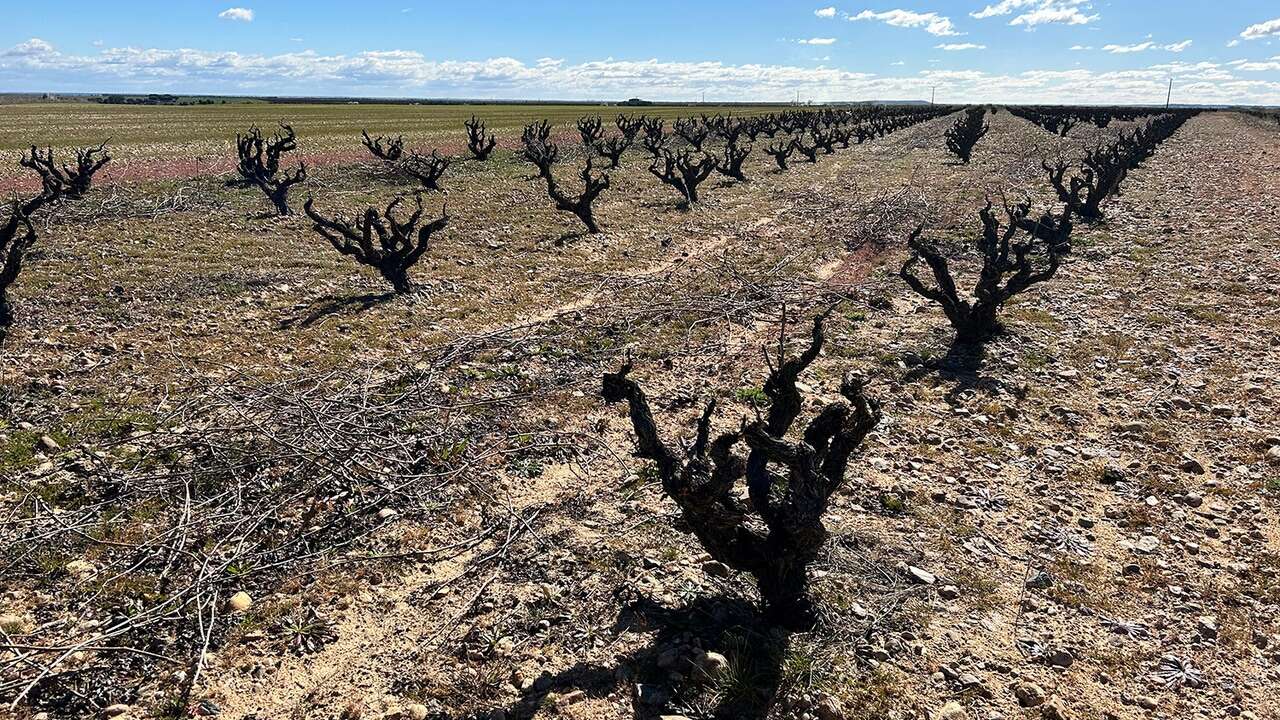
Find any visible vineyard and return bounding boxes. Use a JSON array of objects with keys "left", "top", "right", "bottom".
[{"left": 1, "top": 102, "right": 1278, "bottom": 720}]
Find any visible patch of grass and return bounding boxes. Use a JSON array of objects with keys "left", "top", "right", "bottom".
[
  {"left": 842, "top": 666, "right": 906, "bottom": 720},
  {"left": 734, "top": 386, "right": 769, "bottom": 407},
  {"left": 0, "top": 430, "right": 43, "bottom": 475}
]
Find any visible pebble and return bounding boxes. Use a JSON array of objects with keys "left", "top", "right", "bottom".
[
  {"left": 0, "top": 614, "right": 27, "bottom": 633},
  {"left": 695, "top": 651, "right": 729, "bottom": 678},
  {"left": 65, "top": 559, "right": 96, "bottom": 577},
  {"left": 907, "top": 566, "right": 936, "bottom": 584},
  {"left": 701, "top": 561, "right": 731, "bottom": 578},
  {"left": 936, "top": 701, "right": 967, "bottom": 720},
  {"left": 103, "top": 705, "right": 131, "bottom": 718},
  {"left": 1015, "top": 682, "right": 1047, "bottom": 707},
  {"left": 1048, "top": 649, "right": 1075, "bottom": 669},
  {"left": 227, "top": 591, "right": 253, "bottom": 612},
  {"left": 1041, "top": 696, "right": 1069, "bottom": 720}
]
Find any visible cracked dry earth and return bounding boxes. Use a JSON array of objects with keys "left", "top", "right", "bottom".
[{"left": 2, "top": 110, "right": 1278, "bottom": 720}]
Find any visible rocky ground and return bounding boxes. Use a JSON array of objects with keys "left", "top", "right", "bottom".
[{"left": 1, "top": 110, "right": 1277, "bottom": 720}]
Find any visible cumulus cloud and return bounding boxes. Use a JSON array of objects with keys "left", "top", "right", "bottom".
[
  {"left": 848, "top": 9, "right": 960, "bottom": 36},
  {"left": 1240, "top": 17, "right": 1280, "bottom": 40},
  {"left": 218, "top": 7, "right": 254, "bottom": 22},
  {"left": 2, "top": 38, "right": 56, "bottom": 57},
  {"left": 972, "top": 0, "right": 1097, "bottom": 27},
  {"left": 814, "top": 6, "right": 837, "bottom": 18},
  {"left": 1, "top": 38, "right": 1277, "bottom": 105},
  {"left": 936, "top": 43, "right": 985, "bottom": 51}
]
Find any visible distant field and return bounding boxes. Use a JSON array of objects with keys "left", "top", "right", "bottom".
[
  {"left": 0, "top": 102, "right": 790, "bottom": 187},
  {"left": 0, "top": 102, "right": 787, "bottom": 151}
]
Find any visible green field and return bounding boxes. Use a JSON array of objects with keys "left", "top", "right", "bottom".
[{"left": 0, "top": 102, "right": 790, "bottom": 153}]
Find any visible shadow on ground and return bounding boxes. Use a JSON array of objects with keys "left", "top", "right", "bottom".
[
  {"left": 486, "top": 596, "right": 793, "bottom": 720},
  {"left": 278, "top": 291, "right": 396, "bottom": 329}
]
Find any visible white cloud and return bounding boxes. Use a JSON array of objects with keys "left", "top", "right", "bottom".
[
  {"left": 1103, "top": 41, "right": 1155, "bottom": 54},
  {"left": 936, "top": 43, "right": 985, "bottom": 51},
  {"left": 798, "top": 37, "right": 837, "bottom": 45},
  {"left": 1227, "top": 39, "right": 1240, "bottom": 48},
  {"left": 972, "top": 0, "right": 1097, "bottom": 27},
  {"left": 218, "top": 7, "right": 254, "bottom": 22},
  {"left": 1240, "top": 17, "right": 1280, "bottom": 40},
  {"left": 815, "top": 6, "right": 837, "bottom": 18},
  {"left": 2, "top": 38, "right": 55, "bottom": 57},
  {"left": 1069, "top": 45, "right": 1092, "bottom": 51},
  {"left": 1235, "top": 61, "right": 1280, "bottom": 72},
  {"left": 848, "top": 9, "right": 960, "bottom": 36},
  {"left": 1103, "top": 40, "right": 1193, "bottom": 54},
  {"left": 3, "top": 39, "right": 1278, "bottom": 105}
]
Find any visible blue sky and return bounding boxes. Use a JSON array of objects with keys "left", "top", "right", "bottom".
[{"left": 2, "top": 2, "right": 1279, "bottom": 104}]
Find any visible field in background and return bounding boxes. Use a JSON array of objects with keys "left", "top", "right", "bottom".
[{"left": 0, "top": 101, "right": 786, "bottom": 154}]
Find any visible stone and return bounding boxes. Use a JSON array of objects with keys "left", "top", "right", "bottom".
[
  {"left": 1015, "top": 682, "right": 1047, "bottom": 707},
  {"left": 377, "top": 508, "right": 398, "bottom": 520},
  {"left": 701, "top": 561, "right": 731, "bottom": 578},
  {"left": 937, "top": 701, "right": 967, "bottom": 720},
  {"left": 103, "top": 705, "right": 131, "bottom": 718},
  {"left": 1047, "top": 649, "right": 1075, "bottom": 669},
  {"left": 39, "top": 435, "right": 61, "bottom": 452},
  {"left": 907, "top": 566, "right": 936, "bottom": 584},
  {"left": 1210, "top": 405, "right": 1236, "bottom": 418},
  {"left": 656, "top": 647, "right": 681, "bottom": 669},
  {"left": 695, "top": 651, "right": 729, "bottom": 678},
  {"left": 1101, "top": 466, "right": 1125, "bottom": 484},
  {"left": 405, "top": 706, "right": 429, "bottom": 720},
  {"left": 636, "top": 683, "right": 668, "bottom": 705},
  {"left": 938, "top": 584, "right": 960, "bottom": 600},
  {"left": 227, "top": 591, "right": 253, "bottom": 612},
  {"left": 1266, "top": 446, "right": 1280, "bottom": 465},
  {"left": 1134, "top": 536, "right": 1160, "bottom": 554},
  {"left": 1136, "top": 696, "right": 1159, "bottom": 710},
  {"left": 64, "top": 559, "right": 95, "bottom": 577},
  {"left": 0, "top": 614, "right": 28, "bottom": 634},
  {"left": 1197, "top": 616, "right": 1218, "bottom": 639},
  {"left": 815, "top": 695, "right": 844, "bottom": 720},
  {"left": 1041, "top": 696, "right": 1069, "bottom": 720},
  {"left": 557, "top": 690, "right": 586, "bottom": 706}
]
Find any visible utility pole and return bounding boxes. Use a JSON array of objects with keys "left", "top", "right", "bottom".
[
  {"left": 931, "top": 86, "right": 936, "bottom": 105},
  {"left": 1166, "top": 77, "right": 1173, "bottom": 109}
]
